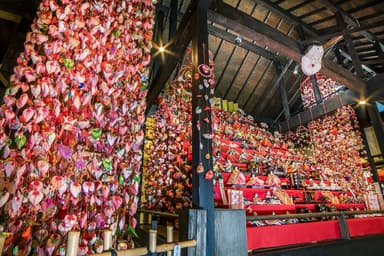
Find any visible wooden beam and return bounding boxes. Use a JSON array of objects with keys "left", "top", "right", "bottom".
[
  {"left": 0, "top": 9, "right": 22, "bottom": 23},
  {"left": 208, "top": 2, "right": 366, "bottom": 93},
  {"left": 208, "top": 25, "right": 285, "bottom": 62},
  {"left": 310, "top": 75, "right": 323, "bottom": 103},
  {"left": 256, "top": 60, "right": 294, "bottom": 114},
  {"left": 320, "top": 0, "right": 384, "bottom": 48},
  {"left": 146, "top": 1, "right": 197, "bottom": 111},
  {"left": 279, "top": 89, "right": 358, "bottom": 132},
  {"left": 316, "top": 20, "right": 384, "bottom": 44},
  {"left": 276, "top": 64, "right": 291, "bottom": 119},
  {"left": 0, "top": 71, "right": 9, "bottom": 87},
  {"left": 273, "top": 74, "right": 304, "bottom": 124},
  {"left": 169, "top": 0, "right": 178, "bottom": 40},
  {"left": 191, "top": 2, "right": 217, "bottom": 256},
  {"left": 251, "top": 0, "right": 318, "bottom": 37},
  {"left": 361, "top": 58, "right": 384, "bottom": 65},
  {"left": 335, "top": 12, "right": 365, "bottom": 78}
]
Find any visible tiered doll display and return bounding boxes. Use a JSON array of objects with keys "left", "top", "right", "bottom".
[
  {"left": 212, "top": 103, "right": 372, "bottom": 224},
  {"left": 0, "top": 0, "right": 155, "bottom": 254}
]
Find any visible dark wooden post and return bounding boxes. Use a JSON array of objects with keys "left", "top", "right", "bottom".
[
  {"left": 169, "top": 0, "right": 178, "bottom": 40},
  {"left": 191, "top": 1, "right": 215, "bottom": 255},
  {"left": 354, "top": 105, "right": 381, "bottom": 186},
  {"left": 310, "top": 75, "right": 322, "bottom": 104},
  {"left": 276, "top": 63, "right": 291, "bottom": 119}
]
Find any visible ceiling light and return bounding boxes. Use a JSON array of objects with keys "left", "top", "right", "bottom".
[
  {"left": 358, "top": 99, "right": 367, "bottom": 105},
  {"left": 159, "top": 46, "right": 165, "bottom": 53},
  {"left": 293, "top": 65, "right": 299, "bottom": 75}
]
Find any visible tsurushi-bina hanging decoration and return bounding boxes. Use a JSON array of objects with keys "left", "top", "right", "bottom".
[
  {"left": 141, "top": 59, "right": 193, "bottom": 213},
  {"left": 0, "top": 0, "right": 155, "bottom": 254}
]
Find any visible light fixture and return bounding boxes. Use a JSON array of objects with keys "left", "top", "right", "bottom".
[
  {"left": 293, "top": 65, "right": 299, "bottom": 75},
  {"left": 358, "top": 99, "right": 367, "bottom": 105},
  {"left": 159, "top": 46, "right": 165, "bottom": 53}
]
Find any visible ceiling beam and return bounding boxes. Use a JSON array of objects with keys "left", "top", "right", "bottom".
[
  {"left": 251, "top": 0, "right": 318, "bottom": 37},
  {"left": 320, "top": 0, "right": 384, "bottom": 48},
  {"left": 208, "top": 2, "right": 366, "bottom": 94},
  {"left": 208, "top": 25, "right": 285, "bottom": 62},
  {"left": 279, "top": 89, "right": 358, "bottom": 132},
  {"left": 146, "top": 1, "right": 198, "bottom": 111},
  {"left": 0, "top": 9, "right": 22, "bottom": 23},
  {"left": 314, "top": 20, "right": 384, "bottom": 44},
  {"left": 256, "top": 59, "right": 294, "bottom": 114}
]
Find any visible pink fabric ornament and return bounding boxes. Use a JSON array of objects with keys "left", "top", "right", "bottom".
[
  {"left": 70, "top": 182, "right": 82, "bottom": 198},
  {"left": 29, "top": 190, "right": 44, "bottom": 206},
  {"left": 21, "top": 107, "right": 35, "bottom": 123}
]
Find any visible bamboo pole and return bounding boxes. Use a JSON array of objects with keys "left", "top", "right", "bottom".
[
  {"left": 66, "top": 231, "right": 80, "bottom": 256},
  {"left": 156, "top": 240, "right": 197, "bottom": 253},
  {"left": 148, "top": 229, "right": 157, "bottom": 253},
  {"left": 166, "top": 225, "right": 173, "bottom": 256},
  {"left": 103, "top": 230, "right": 113, "bottom": 251},
  {"left": 95, "top": 247, "right": 148, "bottom": 256}
]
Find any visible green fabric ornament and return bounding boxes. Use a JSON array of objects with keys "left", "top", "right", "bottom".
[
  {"left": 90, "top": 128, "right": 102, "bottom": 140},
  {"left": 126, "top": 225, "right": 138, "bottom": 238},
  {"left": 63, "top": 59, "right": 75, "bottom": 70},
  {"left": 141, "top": 82, "right": 148, "bottom": 90},
  {"left": 13, "top": 245, "right": 19, "bottom": 255},
  {"left": 113, "top": 29, "right": 121, "bottom": 37},
  {"left": 15, "top": 134, "right": 27, "bottom": 149},
  {"left": 134, "top": 175, "right": 140, "bottom": 183},
  {"left": 119, "top": 175, "right": 124, "bottom": 185},
  {"left": 103, "top": 159, "right": 112, "bottom": 171}
]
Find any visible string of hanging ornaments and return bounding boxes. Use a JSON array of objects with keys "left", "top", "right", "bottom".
[{"left": 0, "top": 0, "right": 156, "bottom": 254}]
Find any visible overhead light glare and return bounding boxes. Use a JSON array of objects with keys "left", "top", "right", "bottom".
[
  {"left": 159, "top": 46, "right": 165, "bottom": 53},
  {"left": 358, "top": 99, "right": 367, "bottom": 105}
]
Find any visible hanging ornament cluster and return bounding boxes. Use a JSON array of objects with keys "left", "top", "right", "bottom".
[
  {"left": 141, "top": 51, "right": 194, "bottom": 213},
  {"left": 306, "top": 105, "right": 371, "bottom": 201},
  {"left": 193, "top": 44, "right": 216, "bottom": 181},
  {"left": 0, "top": 0, "right": 155, "bottom": 254},
  {"left": 300, "top": 73, "right": 339, "bottom": 108}
]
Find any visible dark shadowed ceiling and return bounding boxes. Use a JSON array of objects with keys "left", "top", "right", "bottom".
[{"left": 1, "top": 0, "right": 384, "bottom": 125}]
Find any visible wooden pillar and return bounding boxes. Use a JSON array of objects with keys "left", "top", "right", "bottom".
[
  {"left": 169, "top": 0, "right": 178, "bottom": 40},
  {"left": 310, "top": 75, "right": 322, "bottom": 104},
  {"left": 366, "top": 104, "right": 384, "bottom": 160},
  {"left": 276, "top": 64, "right": 291, "bottom": 120},
  {"left": 354, "top": 105, "right": 381, "bottom": 185},
  {"left": 191, "top": 1, "right": 214, "bottom": 255}
]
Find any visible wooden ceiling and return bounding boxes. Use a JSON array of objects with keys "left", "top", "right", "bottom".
[{"left": 1, "top": 0, "right": 384, "bottom": 126}]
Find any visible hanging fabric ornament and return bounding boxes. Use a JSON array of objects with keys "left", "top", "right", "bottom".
[
  {"left": 15, "top": 133, "right": 27, "bottom": 150},
  {"left": 301, "top": 44, "right": 324, "bottom": 76},
  {"left": 196, "top": 163, "right": 204, "bottom": 173},
  {"left": 205, "top": 170, "right": 213, "bottom": 180},
  {"left": 90, "top": 128, "right": 102, "bottom": 140}
]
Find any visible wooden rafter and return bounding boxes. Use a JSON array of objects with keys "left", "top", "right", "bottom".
[
  {"left": 208, "top": 25, "right": 285, "bottom": 62},
  {"left": 251, "top": 0, "right": 319, "bottom": 37},
  {"left": 208, "top": 2, "right": 366, "bottom": 93},
  {"left": 256, "top": 60, "right": 294, "bottom": 114},
  {"left": 320, "top": 0, "right": 384, "bottom": 48}
]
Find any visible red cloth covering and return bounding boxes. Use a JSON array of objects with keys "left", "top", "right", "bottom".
[
  {"left": 347, "top": 217, "right": 384, "bottom": 237},
  {"left": 247, "top": 221, "right": 341, "bottom": 250},
  {"left": 247, "top": 217, "right": 384, "bottom": 250},
  {"left": 246, "top": 204, "right": 296, "bottom": 215}
]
